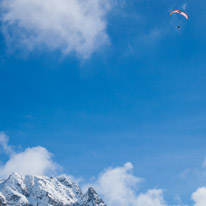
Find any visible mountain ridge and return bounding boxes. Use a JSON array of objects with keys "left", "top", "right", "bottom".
[{"left": 0, "top": 172, "right": 106, "bottom": 206}]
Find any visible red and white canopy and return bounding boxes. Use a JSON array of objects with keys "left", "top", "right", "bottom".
[{"left": 170, "top": 10, "right": 188, "bottom": 19}]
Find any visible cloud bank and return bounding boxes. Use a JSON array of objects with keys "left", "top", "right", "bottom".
[
  {"left": 86, "top": 162, "right": 167, "bottom": 206},
  {"left": 0, "top": 132, "right": 57, "bottom": 178},
  {"left": 0, "top": 0, "right": 110, "bottom": 58}
]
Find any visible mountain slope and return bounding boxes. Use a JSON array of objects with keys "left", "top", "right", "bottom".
[{"left": 0, "top": 173, "right": 106, "bottom": 206}]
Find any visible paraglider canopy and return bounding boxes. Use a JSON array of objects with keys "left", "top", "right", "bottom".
[{"left": 170, "top": 10, "right": 188, "bottom": 19}]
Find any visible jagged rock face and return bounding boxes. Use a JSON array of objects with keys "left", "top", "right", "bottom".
[
  {"left": 81, "top": 188, "right": 105, "bottom": 206},
  {"left": 0, "top": 173, "right": 106, "bottom": 206}
]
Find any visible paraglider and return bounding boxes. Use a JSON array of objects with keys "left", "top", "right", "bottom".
[{"left": 170, "top": 10, "right": 188, "bottom": 29}]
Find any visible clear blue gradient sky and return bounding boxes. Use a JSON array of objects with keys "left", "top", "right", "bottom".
[{"left": 0, "top": 0, "right": 206, "bottom": 205}]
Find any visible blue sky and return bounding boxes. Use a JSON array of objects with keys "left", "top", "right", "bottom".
[{"left": 0, "top": 0, "right": 206, "bottom": 205}]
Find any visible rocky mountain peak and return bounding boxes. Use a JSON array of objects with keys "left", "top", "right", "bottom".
[{"left": 82, "top": 187, "right": 105, "bottom": 206}]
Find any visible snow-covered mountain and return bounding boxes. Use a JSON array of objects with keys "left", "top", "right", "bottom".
[{"left": 0, "top": 173, "right": 106, "bottom": 206}]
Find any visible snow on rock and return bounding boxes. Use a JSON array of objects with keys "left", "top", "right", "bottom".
[
  {"left": 81, "top": 188, "right": 106, "bottom": 206},
  {"left": 0, "top": 173, "right": 106, "bottom": 206}
]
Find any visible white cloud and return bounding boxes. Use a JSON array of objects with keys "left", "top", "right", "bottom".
[
  {"left": 182, "top": 4, "right": 187, "bottom": 10},
  {"left": 0, "top": 132, "right": 14, "bottom": 156},
  {"left": 136, "top": 189, "right": 166, "bottom": 206},
  {"left": 192, "top": 187, "right": 206, "bottom": 206},
  {"left": 0, "top": 132, "right": 58, "bottom": 178},
  {"left": 1, "top": 0, "right": 110, "bottom": 58},
  {"left": 85, "top": 162, "right": 167, "bottom": 206}
]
